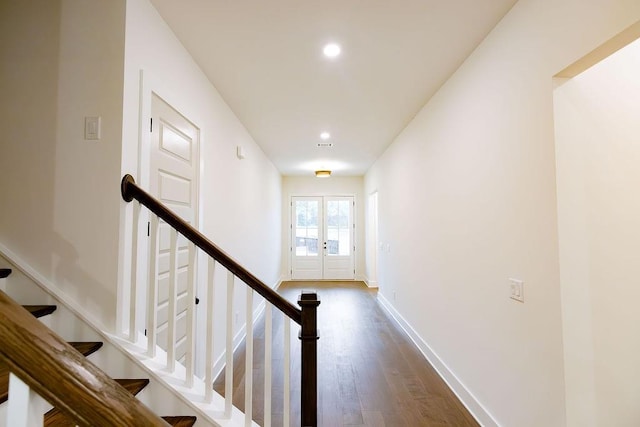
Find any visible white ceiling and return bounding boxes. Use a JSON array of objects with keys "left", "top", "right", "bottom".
[{"left": 149, "top": 0, "right": 518, "bottom": 176}]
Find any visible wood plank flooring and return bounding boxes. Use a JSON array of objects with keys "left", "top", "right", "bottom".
[{"left": 214, "top": 281, "right": 479, "bottom": 427}]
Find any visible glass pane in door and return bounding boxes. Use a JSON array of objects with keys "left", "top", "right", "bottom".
[
  {"left": 326, "top": 200, "right": 351, "bottom": 256},
  {"left": 295, "top": 200, "right": 319, "bottom": 256}
]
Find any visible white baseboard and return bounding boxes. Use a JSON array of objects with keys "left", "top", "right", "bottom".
[
  {"left": 377, "top": 293, "right": 499, "bottom": 427},
  {"left": 362, "top": 276, "right": 378, "bottom": 288}
]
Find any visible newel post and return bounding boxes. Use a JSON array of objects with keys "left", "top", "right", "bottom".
[{"left": 298, "top": 291, "right": 320, "bottom": 427}]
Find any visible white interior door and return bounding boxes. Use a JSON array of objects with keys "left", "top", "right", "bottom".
[
  {"left": 150, "top": 93, "right": 199, "bottom": 364},
  {"left": 291, "top": 196, "right": 355, "bottom": 280}
]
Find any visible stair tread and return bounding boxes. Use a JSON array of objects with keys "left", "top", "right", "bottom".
[
  {"left": 43, "top": 378, "right": 151, "bottom": 426},
  {"left": 116, "top": 378, "right": 151, "bottom": 395},
  {"left": 162, "top": 416, "right": 198, "bottom": 427},
  {"left": 43, "top": 413, "right": 197, "bottom": 427},
  {"left": 68, "top": 341, "right": 103, "bottom": 357},
  {"left": 24, "top": 305, "right": 57, "bottom": 318},
  {"left": 0, "top": 342, "right": 102, "bottom": 405},
  {"left": 0, "top": 361, "right": 8, "bottom": 405},
  {"left": 0, "top": 268, "right": 11, "bottom": 279}
]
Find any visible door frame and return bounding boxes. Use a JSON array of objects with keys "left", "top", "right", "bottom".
[
  {"left": 289, "top": 193, "right": 357, "bottom": 280},
  {"left": 366, "top": 190, "right": 379, "bottom": 288}
]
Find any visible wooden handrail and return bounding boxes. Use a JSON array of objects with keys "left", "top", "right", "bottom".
[
  {"left": 121, "top": 174, "right": 302, "bottom": 324},
  {"left": 0, "top": 290, "right": 169, "bottom": 427}
]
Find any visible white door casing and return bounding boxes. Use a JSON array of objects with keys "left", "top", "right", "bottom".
[
  {"left": 366, "top": 191, "right": 379, "bottom": 287},
  {"left": 150, "top": 93, "right": 200, "bottom": 364}
]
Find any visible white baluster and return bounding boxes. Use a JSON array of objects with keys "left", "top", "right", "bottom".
[
  {"left": 264, "top": 303, "right": 273, "bottom": 427},
  {"left": 284, "top": 316, "right": 291, "bottom": 427},
  {"left": 244, "top": 288, "right": 254, "bottom": 427},
  {"left": 6, "top": 373, "right": 45, "bottom": 427},
  {"left": 224, "top": 271, "right": 234, "bottom": 418},
  {"left": 204, "top": 257, "right": 216, "bottom": 403},
  {"left": 185, "top": 242, "right": 197, "bottom": 386},
  {"left": 167, "top": 228, "right": 179, "bottom": 372},
  {"left": 128, "top": 201, "right": 140, "bottom": 342},
  {"left": 147, "top": 215, "right": 159, "bottom": 357}
]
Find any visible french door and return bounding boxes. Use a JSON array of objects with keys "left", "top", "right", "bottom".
[{"left": 291, "top": 196, "right": 355, "bottom": 280}]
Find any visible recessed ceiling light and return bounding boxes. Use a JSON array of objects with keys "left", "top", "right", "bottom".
[
  {"left": 323, "top": 43, "right": 341, "bottom": 58},
  {"left": 320, "top": 132, "right": 331, "bottom": 140},
  {"left": 315, "top": 170, "right": 331, "bottom": 178}
]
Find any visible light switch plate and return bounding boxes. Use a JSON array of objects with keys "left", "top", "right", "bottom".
[
  {"left": 85, "top": 116, "right": 101, "bottom": 140},
  {"left": 509, "top": 278, "right": 524, "bottom": 303}
]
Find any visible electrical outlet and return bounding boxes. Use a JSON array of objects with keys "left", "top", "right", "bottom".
[
  {"left": 234, "top": 311, "right": 239, "bottom": 325},
  {"left": 393, "top": 291, "right": 396, "bottom": 301},
  {"left": 509, "top": 278, "right": 524, "bottom": 303}
]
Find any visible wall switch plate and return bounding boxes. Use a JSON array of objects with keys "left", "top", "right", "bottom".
[
  {"left": 509, "top": 278, "right": 524, "bottom": 302},
  {"left": 85, "top": 116, "right": 101, "bottom": 140}
]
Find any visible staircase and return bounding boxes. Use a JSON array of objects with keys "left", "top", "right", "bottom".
[
  {"left": 0, "top": 267, "right": 197, "bottom": 426},
  {"left": 0, "top": 174, "right": 321, "bottom": 426}
]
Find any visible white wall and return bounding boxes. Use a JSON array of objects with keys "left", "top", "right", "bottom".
[
  {"left": 281, "top": 176, "right": 365, "bottom": 281},
  {"left": 555, "top": 38, "right": 640, "bottom": 427},
  {"left": 364, "top": 1, "right": 640, "bottom": 426},
  {"left": 121, "top": 0, "right": 282, "bottom": 373},
  {"left": 0, "top": 0, "right": 126, "bottom": 331}
]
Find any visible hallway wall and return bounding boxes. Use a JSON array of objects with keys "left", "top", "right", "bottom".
[
  {"left": 554, "top": 37, "right": 640, "bottom": 427},
  {"left": 0, "top": 0, "right": 126, "bottom": 331},
  {"left": 364, "top": 1, "right": 640, "bottom": 425}
]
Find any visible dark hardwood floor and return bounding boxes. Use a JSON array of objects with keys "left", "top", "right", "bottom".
[{"left": 214, "top": 281, "right": 479, "bottom": 427}]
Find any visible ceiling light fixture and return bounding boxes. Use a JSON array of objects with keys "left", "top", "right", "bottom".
[
  {"left": 315, "top": 170, "right": 331, "bottom": 178},
  {"left": 320, "top": 132, "right": 331, "bottom": 140},
  {"left": 323, "top": 43, "right": 341, "bottom": 58}
]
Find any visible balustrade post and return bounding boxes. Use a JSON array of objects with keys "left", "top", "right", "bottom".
[{"left": 298, "top": 292, "right": 320, "bottom": 427}]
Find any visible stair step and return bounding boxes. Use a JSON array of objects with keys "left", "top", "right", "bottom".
[
  {"left": 42, "top": 413, "right": 198, "bottom": 427},
  {"left": 68, "top": 341, "right": 103, "bottom": 358},
  {"left": 0, "top": 362, "right": 8, "bottom": 404},
  {"left": 0, "top": 342, "right": 103, "bottom": 405},
  {"left": 0, "top": 268, "right": 11, "bottom": 279},
  {"left": 117, "top": 378, "right": 151, "bottom": 395},
  {"left": 25, "top": 305, "right": 57, "bottom": 318},
  {"left": 43, "top": 379, "right": 151, "bottom": 426},
  {"left": 162, "top": 416, "right": 198, "bottom": 427}
]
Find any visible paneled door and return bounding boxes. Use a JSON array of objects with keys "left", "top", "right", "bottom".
[
  {"left": 291, "top": 196, "right": 355, "bottom": 280},
  {"left": 150, "top": 94, "right": 199, "bottom": 365}
]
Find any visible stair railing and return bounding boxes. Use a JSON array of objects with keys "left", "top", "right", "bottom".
[
  {"left": 121, "top": 174, "right": 320, "bottom": 427},
  {"left": 0, "top": 290, "right": 168, "bottom": 427}
]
